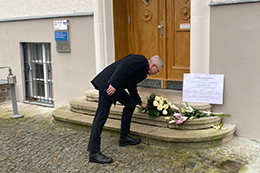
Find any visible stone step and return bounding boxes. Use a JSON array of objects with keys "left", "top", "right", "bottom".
[
  {"left": 70, "top": 97, "right": 222, "bottom": 130},
  {"left": 52, "top": 106, "right": 236, "bottom": 149},
  {"left": 85, "top": 87, "right": 212, "bottom": 111},
  {"left": 53, "top": 87, "right": 236, "bottom": 149}
]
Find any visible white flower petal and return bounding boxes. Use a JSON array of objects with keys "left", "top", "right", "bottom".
[
  {"left": 169, "top": 120, "right": 177, "bottom": 124},
  {"left": 153, "top": 101, "right": 159, "bottom": 107},
  {"left": 155, "top": 96, "right": 160, "bottom": 101},
  {"left": 159, "top": 100, "right": 164, "bottom": 105},
  {"left": 157, "top": 105, "right": 163, "bottom": 111}
]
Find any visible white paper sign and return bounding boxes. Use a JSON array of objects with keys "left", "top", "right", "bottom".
[
  {"left": 54, "top": 20, "right": 67, "bottom": 30},
  {"left": 182, "top": 74, "right": 224, "bottom": 104}
]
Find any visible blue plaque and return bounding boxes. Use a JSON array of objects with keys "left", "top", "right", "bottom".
[{"left": 55, "top": 31, "right": 68, "bottom": 41}]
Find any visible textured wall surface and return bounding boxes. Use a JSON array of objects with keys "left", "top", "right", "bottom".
[
  {"left": 210, "top": 2, "right": 260, "bottom": 141},
  {"left": 0, "top": 0, "right": 93, "bottom": 19}
]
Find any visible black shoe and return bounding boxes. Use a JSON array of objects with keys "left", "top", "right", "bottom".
[
  {"left": 119, "top": 136, "right": 141, "bottom": 147},
  {"left": 89, "top": 152, "right": 113, "bottom": 164}
]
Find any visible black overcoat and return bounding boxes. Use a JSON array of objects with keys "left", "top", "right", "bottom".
[{"left": 91, "top": 54, "right": 149, "bottom": 104}]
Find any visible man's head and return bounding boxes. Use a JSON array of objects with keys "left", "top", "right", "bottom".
[{"left": 148, "top": 55, "right": 164, "bottom": 75}]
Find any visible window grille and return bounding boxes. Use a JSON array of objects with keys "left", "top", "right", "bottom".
[{"left": 22, "top": 43, "right": 54, "bottom": 106}]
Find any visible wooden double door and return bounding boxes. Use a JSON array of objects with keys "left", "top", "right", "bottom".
[{"left": 113, "top": 0, "right": 190, "bottom": 89}]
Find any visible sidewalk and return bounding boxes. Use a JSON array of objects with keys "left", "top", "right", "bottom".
[{"left": 0, "top": 101, "right": 260, "bottom": 172}]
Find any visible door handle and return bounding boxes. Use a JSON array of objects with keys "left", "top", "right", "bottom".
[{"left": 158, "top": 21, "right": 163, "bottom": 36}]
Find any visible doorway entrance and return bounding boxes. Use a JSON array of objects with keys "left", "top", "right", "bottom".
[{"left": 113, "top": 0, "right": 190, "bottom": 89}]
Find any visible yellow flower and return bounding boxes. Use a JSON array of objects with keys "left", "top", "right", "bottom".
[
  {"left": 159, "top": 100, "right": 164, "bottom": 105},
  {"left": 163, "top": 104, "right": 169, "bottom": 109},
  {"left": 162, "top": 109, "right": 168, "bottom": 115},
  {"left": 157, "top": 105, "right": 163, "bottom": 111},
  {"left": 155, "top": 96, "right": 160, "bottom": 101},
  {"left": 153, "top": 101, "right": 159, "bottom": 107}
]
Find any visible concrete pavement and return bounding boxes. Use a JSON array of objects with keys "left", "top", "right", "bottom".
[{"left": 0, "top": 101, "right": 260, "bottom": 172}]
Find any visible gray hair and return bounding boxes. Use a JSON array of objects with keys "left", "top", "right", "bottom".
[{"left": 150, "top": 55, "right": 164, "bottom": 68}]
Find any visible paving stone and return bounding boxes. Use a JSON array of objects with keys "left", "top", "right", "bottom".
[{"left": 0, "top": 102, "right": 260, "bottom": 172}]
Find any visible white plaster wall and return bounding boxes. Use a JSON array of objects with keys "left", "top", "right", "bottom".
[
  {"left": 210, "top": 2, "right": 260, "bottom": 141},
  {"left": 190, "top": 0, "right": 210, "bottom": 74},
  {"left": 0, "top": 0, "right": 93, "bottom": 19},
  {"left": 105, "top": 0, "right": 115, "bottom": 66},
  {"left": 0, "top": 16, "right": 96, "bottom": 107},
  {"left": 93, "top": 0, "right": 115, "bottom": 75}
]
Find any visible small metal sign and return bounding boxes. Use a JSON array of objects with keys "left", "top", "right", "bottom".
[
  {"left": 53, "top": 20, "right": 70, "bottom": 53},
  {"left": 180, "top": 23, "right": 190, "bottom": 29},
  {"left": 54, "top": 20, "right": 68, "bottom": 30},
  {"left": 56, "top": 41, "right": 70, "bottom": 53},
  {"left": 55, "top": 31, "right": 68, "bottom": 41}
]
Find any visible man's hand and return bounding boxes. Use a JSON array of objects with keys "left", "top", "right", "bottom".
[
  {"left": 107, "top": 84, "right": 116, "bottom": 96},
  {"left": 140, "top": 103, "right": 147, "bottom": 108}
]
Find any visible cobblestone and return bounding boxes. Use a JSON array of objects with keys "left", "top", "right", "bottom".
[{"left": 0, "top": 102, "right": 260, "bottom": 172}]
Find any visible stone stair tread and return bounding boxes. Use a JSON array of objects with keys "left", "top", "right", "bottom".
[
  {"left": 71, "top": 97, "right": 219, "bottom": 123},
  {"left": 85, "top": 87, "right": 212, "bottom": 111},
  {"left": 70, "top": 97, "right": 222, "bottom": 129},
  {"left": 70, "top": 97, "right": 167, "bottom": 122},
  {"left": 54, "top": 87, "right": 236, "bottom": 149},
  {"left": 53, "top": 106, "right": 236, "bottom": 144}
]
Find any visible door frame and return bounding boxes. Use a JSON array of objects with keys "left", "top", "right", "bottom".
[{"left": 112, "top": 0, "right": 191, "bottom": 89}]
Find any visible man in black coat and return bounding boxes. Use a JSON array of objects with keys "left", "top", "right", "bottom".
[{"left": 87, "top": 54, "right": 164, "bottom": 164}]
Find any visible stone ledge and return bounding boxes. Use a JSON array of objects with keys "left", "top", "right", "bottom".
[
  {"left": 85, "top": 88, "right": 212, "bottom": 111},
  {"left": 52, "top": 106, "right": 236, "bottom": 149},
  {"left": 71, "top": 97, "right": 167, "bottom": 127},
  {"left": 70, "top": 97, "right": 221, "bottom": 130}
]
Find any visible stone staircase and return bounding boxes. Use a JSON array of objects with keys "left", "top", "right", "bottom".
[{"left": 52, "top": 87, "right": 236, "bottom": 149}]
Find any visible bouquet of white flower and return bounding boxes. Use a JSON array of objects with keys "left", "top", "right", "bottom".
[
  {"left": 138, "top": 93, "right": 178, "bottom": 118},
  {"left": 139, "top": 93, "right": 231, "bottom": 125}
]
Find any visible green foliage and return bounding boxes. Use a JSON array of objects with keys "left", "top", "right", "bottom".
[{"left": 211, "top": 113, "right": 231, "bottom": 117}]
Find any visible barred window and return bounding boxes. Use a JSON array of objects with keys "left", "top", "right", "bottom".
[{"left": 22, "top": 43, "right": 54, "bottom": 107}]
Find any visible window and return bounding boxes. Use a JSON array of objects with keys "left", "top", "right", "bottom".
[{"left": 22, "top": 43, "right": 54, "bottom": 106}]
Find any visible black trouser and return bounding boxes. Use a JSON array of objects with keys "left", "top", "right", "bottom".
[{"left": 87, "top": 90, "right": 136, "bottom": 152}]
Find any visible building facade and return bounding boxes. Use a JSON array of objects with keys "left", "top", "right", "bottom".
[
  {"left": 0, "top": 0, "right": 96, "bottom": 107},
  {"left": 0, "top": 0, "right": 259, "bottom": 141}
]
